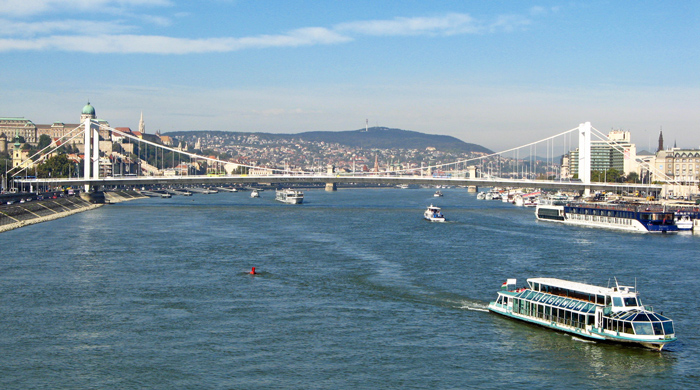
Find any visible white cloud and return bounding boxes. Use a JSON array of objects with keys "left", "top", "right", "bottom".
[
  {"left": 0, "top": 0, "right": 172, "bottom": 16},
  {"left": 335, "top": 13, "right": 481, "bottom": 36},
  {"left": 0, "top": 27, "right": 351, "bottom": 53},
  {"left": 0, "top": 18, "right": 134, "bottom": 36},
  {"left": 0, "top": 9, "right": 535, "bottom": 54},
  {"left": 488, "top": 15, "right": 531, "bottom": 33}
]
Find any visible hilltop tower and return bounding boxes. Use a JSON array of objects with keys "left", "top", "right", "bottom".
[{"left": 139, "top": 111, "right": 145, "bottom": 134}]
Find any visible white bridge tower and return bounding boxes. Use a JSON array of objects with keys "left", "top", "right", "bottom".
[{"left": 578, "top": 121, "right": 591, "bottom": 195}]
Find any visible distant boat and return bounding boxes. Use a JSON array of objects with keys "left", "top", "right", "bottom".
[
  {"left": 276, "top": 188, "right": 304, "bottom": 204},
  {"left": 424, "top": 204, "right": 446, "bottom": 222},
  {"left": 675, "top": 214, "right": 693, "bottom": 231},
  {"left": 434, "top": 191, "right": 443, "bottom": 197},
  {"left": 251, "top": 189, "right": 260, "bottom": 198}
]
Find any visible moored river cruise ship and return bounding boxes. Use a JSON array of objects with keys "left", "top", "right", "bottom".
[
  {"left": 488, "top": 278, "right": 676, "bottom": 351},
  {"left": 535, "top": 202, "right": 678, "bottom": 233}
]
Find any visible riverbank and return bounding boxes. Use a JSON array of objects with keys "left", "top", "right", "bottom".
[{"left": 0, "top": 190, "right": 147, "bottom": 233}]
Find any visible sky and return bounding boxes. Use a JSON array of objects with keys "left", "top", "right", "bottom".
[{"left": 1, "top": 0, "right": 699, "bottom": 152}]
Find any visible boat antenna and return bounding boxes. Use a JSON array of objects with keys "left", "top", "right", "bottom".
[
  {"left": 614, "top": 276, "right": 620, "bottom": 290},
  {"left": 635, "top": 277, "right": 637, "bottom": 292}
]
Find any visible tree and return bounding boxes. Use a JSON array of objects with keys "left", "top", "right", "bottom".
[
  {"left": 626, "top": 172, "right": 639, "bottom": 183},
  {"left": 38, "top": 134, "right": 52, "bottom": 149},
  {"left": 36, "top": 154, "right": 73, "bottom": 178}
]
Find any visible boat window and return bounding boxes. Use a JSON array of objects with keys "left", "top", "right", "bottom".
[
  {"left": 655, "top": 313, "right": 669, "bottom": 322},
  {"left": 652, "top": 322, "right": 664, "bottom": 335},
  {"left": 623, "top": 321, "right": 634, "bottom": 334},
  {"left": 662, "top": 321, "right": 674, "bottom": 335},
  {"left": 613, "top": 297, "right": 623, "bottom": 307},
  {"left": 633, "top": 322, "right": 653, "bottom": 335},
  {"left": 634, "top": 313, "right": 650, "bottom": 322},
  {"left": 623, "top": 297, "right": 638, "bottom": 307}
]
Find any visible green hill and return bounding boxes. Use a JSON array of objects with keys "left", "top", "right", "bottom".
[{"left": 166, "top": 127, "right": 492, "bottom": 154}]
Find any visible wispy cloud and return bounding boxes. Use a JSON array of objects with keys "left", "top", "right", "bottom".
[
  {"left": 0, "top": 0, "right": 172, "bottom": 17},
  {"left": 0, "top": 27, "right": 350, "bottom": 53},
  {"left": 0, "top": 18, "right": 135, "bottom": 36},
  {"left": 0, "top": 7, "right": 538, "bottom": 54},
  {"left": 335, "top": 13, "right": 482, "bottom": 36}
]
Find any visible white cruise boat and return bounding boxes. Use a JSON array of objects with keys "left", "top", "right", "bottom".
[
  {"left": 250, "top": 189, "right": 260, "bottom": 198},
  {"left": 276, "top": 188, "right": 304, "bottom": 204},
  {"left": 536, "top": 202, "right": 678, "bottom": 233},
  {"left": 424, "top": 205, "right": 446, "bottom": 222},
  {"left": 489, "top": 278, "right": 676, "bottom": 351},
  {"left": 434, "top": 191, "right": 443, "bottom": 197}
]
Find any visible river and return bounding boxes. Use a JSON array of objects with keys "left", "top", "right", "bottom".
[{"left": 1, "top": 188, "right": 698, "bottom": 389}]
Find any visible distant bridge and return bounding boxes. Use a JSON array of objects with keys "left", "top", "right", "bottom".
[
  {"left": 10, "top": 119, "right": 673, "bottom": 197},
  {"left": 18, "top": 174, "right": 662, "bottom": 195}
]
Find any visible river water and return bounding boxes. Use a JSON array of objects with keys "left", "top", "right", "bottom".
[{"left": 1, "top": 188, "right": 698, "bottom": 389}]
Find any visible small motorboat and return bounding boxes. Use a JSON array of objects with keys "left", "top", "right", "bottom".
[{"left": 424, "top": 204, "right": 446, "bottom": 222}]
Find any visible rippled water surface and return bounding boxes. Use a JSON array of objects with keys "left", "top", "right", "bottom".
[{"left": 1, "top": 188, "right": 698, "bottom": 389}]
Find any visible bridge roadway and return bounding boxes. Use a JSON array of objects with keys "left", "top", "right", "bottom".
[{"left": 17, "top": 175, "right": 662, "bottom": 193}]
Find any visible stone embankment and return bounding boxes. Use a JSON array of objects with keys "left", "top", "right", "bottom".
[{"left": 0, "top": 190, "right": 146, "bottom": 233}]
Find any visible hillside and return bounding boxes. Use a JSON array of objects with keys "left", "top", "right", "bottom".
[{"left": 165, "top": 127, "right": 492, "bottom": 154}]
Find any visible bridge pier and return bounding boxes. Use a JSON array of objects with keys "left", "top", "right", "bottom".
[{"left": 325, "top": 164, "right": 337, "bottom": 192}]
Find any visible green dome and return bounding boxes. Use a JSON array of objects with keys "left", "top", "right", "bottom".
[{"left": 82, "top": 102, "right": 95, "bottom": 116}]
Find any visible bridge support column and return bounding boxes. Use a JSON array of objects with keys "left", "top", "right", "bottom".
[
  {"left": 578, "top": 122, "right": 591, "bottom": 189},
  {"left": 325, "top": 164, "right": 337, "bottom": 192},
  {"left": 82, "top": 119, "right": 102, "bottom": 198},
  {"left": 83, "top": 119, "right": 92, "bottom": 192}
]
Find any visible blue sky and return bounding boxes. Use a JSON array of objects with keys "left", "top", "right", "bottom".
[{"left": 1, "top": 0, "right": 698, "bottom": 151}]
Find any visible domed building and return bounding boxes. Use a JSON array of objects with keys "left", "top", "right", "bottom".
[{"left": 81, "top": 101, "right": 96, "bottom": 123}]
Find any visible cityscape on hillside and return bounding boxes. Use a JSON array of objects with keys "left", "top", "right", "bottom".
[{"left": 1, "top": 103, "right": 700, "bottom": 191}]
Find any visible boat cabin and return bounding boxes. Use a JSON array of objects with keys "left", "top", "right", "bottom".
[{"left": 526, "top": 278, "right": 644, "bottom": 312}]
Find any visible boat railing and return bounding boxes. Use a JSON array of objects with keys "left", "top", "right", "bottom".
[{"left": 568, "top": 203, "right": 668, "bottom": 213}]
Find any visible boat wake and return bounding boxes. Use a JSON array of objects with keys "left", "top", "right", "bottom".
[
  {"left": 571, "top": 336, "right": 596, "bottom": 344},
  {"left": 458, "top": 301, "right": 490, "bottom": 312}
]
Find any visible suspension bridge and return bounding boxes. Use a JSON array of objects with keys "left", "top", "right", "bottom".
[{"left": 9, "top": 118, "right": 676, "bottom": 200}]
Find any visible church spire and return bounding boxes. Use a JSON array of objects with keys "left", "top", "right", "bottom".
[
  {"left": 139, "top": 111, "right": 145, "bottom": 134},
  {"left": 657, "top": 128, "right": 664, "bottom": 152}
]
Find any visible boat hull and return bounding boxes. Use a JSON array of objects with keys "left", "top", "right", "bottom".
[{"left": 488, "top": 302, "right": 674, "bottom": 351}]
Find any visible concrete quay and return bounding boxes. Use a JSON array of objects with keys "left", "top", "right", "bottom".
[{"left": 0, "top": 190, "right": 146, "bottom": 233}]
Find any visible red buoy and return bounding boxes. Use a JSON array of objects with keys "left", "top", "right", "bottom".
[{"left": 250, "top": 267, "right": 257, "bottom": 275}]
